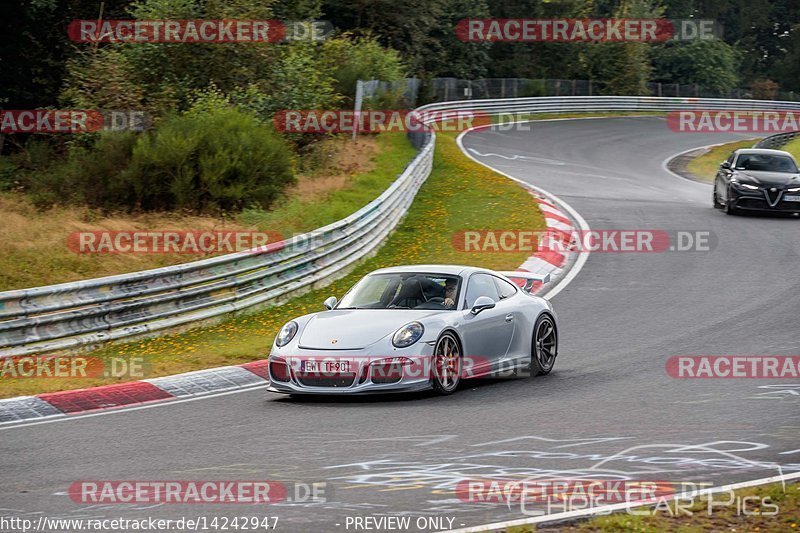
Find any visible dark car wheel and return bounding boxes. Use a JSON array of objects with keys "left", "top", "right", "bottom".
[
  {"left": 431, "top": 332, "right": 462, "bottom": 395},
  {"left": 531, "top": 314, "right": 558, "bottom": 376}
]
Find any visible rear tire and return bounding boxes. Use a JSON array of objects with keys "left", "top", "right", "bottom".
[
  {"left": 531, "top": 314, "right": 558, "bottom": 376},
  {"left": 431, "top": 332, "right": 462, "bottom": 395}
]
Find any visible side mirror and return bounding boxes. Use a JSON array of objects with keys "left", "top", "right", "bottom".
[
  {"left": 721, "top": 161, "right": 731, "bottom": 169},
  {"left": 323, "top": 296, "right": 338, "bottom": 310},
  {"left": 470, "top": 296, "right": 496, "bottom": 315}
]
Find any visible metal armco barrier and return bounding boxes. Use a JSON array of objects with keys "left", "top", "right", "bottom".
[
  {"left": 2, "top": 95, "right": 798, "bottom": 357},
  {"left": 755, "top": 131, "right": 800, "bottom": 149}
]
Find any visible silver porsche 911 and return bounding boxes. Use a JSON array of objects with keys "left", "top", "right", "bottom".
[{"left": 266, "top": 265, "right": 558, "bottom": 395}]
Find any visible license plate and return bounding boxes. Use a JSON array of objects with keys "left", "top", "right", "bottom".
[
  {"left": 784, "top": 195, "right": 800, "bottom": 202},
  {"left": 301, "top": 360, "right": 351, "bottom": 373}
]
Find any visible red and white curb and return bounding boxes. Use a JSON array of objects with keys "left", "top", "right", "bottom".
[
  {"left": 512, "top": 190, "right": 577, "bottom": 293},
  {"left": 0, "top": 361, "right": 269, "bottom": 425},
  {"left": 454, "top": 125, "right": 588, "bottom": 299}
]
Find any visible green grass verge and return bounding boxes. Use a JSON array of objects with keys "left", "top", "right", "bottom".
[
  {"left": 2, "top": 132, "right": 545, "bottom": 398},
  {"left": 686, "top": 139, "right": 760, "bottom": 182},
  {"left": 240, "top": 134, "right": 417, "bottom": 236},
  {"left": 528, "top": 481, "right": 800, "bottom": 532},
  {"left": 783, "top": 136, "right": 800, "bottom": 161}
]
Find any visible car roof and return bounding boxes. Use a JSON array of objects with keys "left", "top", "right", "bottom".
[
  {"left": 735, "top": 148, "right": 795, "bottom": 158},
  {"left": 369, "top": 264, "right": 490, "bottom": 278}
]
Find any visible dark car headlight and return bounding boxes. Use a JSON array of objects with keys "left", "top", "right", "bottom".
[
  {"left": 392, "top": 322, "right": 424, "bottom": 348},
  {"left": 275, "top": 321, "right": 298, "bottom": 347},
  {"left": 732, "top": 180, "right": 759, "bottom": 191}
]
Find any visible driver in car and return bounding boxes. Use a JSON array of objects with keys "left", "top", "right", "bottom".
[{"left": 443, "top": 279, "right": 457, "bottom": 308}]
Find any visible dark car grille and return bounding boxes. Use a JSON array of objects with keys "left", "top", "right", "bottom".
[
  {"left": 765, "top": 189, "right": 782, "bottom": 205},
  {"left": 297, "top": 373, "right": 356, "bottom": 388},
  {"left": 737, "top": 195, "right": 800, "bottom": 211}
]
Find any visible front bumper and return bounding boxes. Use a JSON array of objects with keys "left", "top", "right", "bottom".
[
  {"left": 730, "top": 188, "right": 800, "bottom": 213},
  {"left": 266, "top": 348, "right": 436, "bottom": 395}
]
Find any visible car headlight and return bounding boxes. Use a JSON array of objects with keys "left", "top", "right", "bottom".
[
  {"left": 733, "top": 180, "right": 759, "bottom": 190},
  {"left": 275, "top": 321, "right": 298, "bottom": 347},
  {"left": 788, "top": 187, "right": 800, "bottom": 192},
  {"left": 392, "top": 322, "right": 424, "bottom": 348}
]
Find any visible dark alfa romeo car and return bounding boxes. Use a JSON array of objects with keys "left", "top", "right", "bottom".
[{"left": 713, "top": 148, "right": 800, "bottom": 215}]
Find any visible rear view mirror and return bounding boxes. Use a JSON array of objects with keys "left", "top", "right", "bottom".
[
  {"left": 323, "top": 296, "right": 337, "bottom": 310},
  {"left": 721, "top": 161, "right": 731, "bottom": 169}
]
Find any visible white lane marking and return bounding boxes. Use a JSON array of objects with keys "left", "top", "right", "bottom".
[
  {"left": 465, "top": 148, "right": 566, "bottom": 166},
  {"left": 457, "top": 123, "right": 591, "bottom": 300},
  {"left": 0, "top": 384, "right": 268, "bottom": 431},
  {"left": 445, "top": 470, "right": 800, "bottom": 532}
]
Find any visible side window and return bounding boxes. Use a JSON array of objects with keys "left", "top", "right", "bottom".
[
  {"left": 465, "top": 274, "right": 500, "bottom": 308},
  {"left": 727, "top": 152, "right": 736, "bottom": 165},
  {"left": 493, "top": 276, "right": 518, "bottom": 299}
]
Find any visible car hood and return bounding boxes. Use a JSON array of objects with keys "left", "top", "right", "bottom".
[
  {"left": 737, "top": 170, "right": 800, "bottom": 188},
  {"left": 298, "top": 309, "right": 444, "bottom": 350}
]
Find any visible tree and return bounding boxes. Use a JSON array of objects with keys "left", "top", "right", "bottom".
[
  {"left": 581, "top": 0, "right": 663, "bottom": 95},
  {"left": 320, "top": 0, "right": 445, "bottom": 75},
  {"left": 320, "top": 34, "right": 406, "bottom": 103},
  {"left": 425, "top": 0, "right": 491, "bottom": 78},
  {"left": 0, "top": 0, "right": 135, "bottom": 108},
  {"left": 651, "top": 39, "right": 740, "bottom": 95}
]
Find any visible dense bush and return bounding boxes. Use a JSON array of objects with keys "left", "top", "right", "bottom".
[
  {"left": 15, "top": 104, "right": 294, "bottom": 214},
  {"left": 126, "top": 106, "right": 294, "bottom": 213},
  {"left": 20, "top": 132, "right": 138, "bottom": 209}
]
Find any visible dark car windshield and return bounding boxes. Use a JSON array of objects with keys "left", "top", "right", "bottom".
[
  {"left": 337, "top": 273, "right": 461, "bottom": 310},
  {"left": 736, "top": 154, "right": 798, "bottom": 173}
]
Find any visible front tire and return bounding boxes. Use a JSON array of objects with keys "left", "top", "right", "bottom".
[
  {"left": 712, "top": 184, "right": 723, "bottom": 209},
  {"left": 724, "top": 187, "right": 739, "bottom": 215},
  {"left": 531, "top": 314, "right": 558, "bottom": 376},
  {"left": 431, "top": 332, "right": 462, "bottom": 395}
]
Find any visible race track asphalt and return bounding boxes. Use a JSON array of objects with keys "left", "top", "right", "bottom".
[{"left": 2, "top": 117, "right": 798, "bottom": 532}]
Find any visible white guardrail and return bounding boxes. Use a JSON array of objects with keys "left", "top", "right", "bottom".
[{"left": 2, "top": 96, "right": 798, "bottom": 357}]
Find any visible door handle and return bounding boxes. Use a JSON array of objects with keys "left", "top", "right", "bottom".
[{"left": 505, "top": 314, "right": 514, "bottom": 322}]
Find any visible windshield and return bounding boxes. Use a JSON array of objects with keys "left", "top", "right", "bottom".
[
  {"left": 736, "top": 153, "right": 798, "bottom": 173},
  {"left": 337, "top": 273, "right": 462, "bottom": 310}
]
